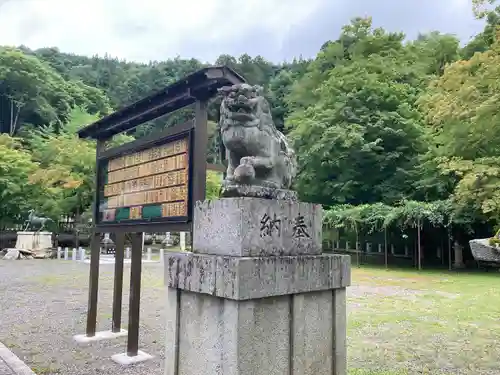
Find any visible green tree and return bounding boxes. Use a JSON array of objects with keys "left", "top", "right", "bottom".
[
  {"left": 26, "top": 108, "right": 98, "bottom": 218},
  {"left": 419, "top": 38, "right": 500, "bottom": 160},
  {"left": 206, "top": 171, "right": 222, "bottom": 200},
  {"left": 0, "top": 135, "right": 44, "bottom": 228},
  {"left": 0, "top": 47, "right": 111, "bottom": 135},
  {"left": 472, "top": 0, "right": 497, "bottom": 18},
  {"left": 287, "top": 17, "right": 406, "bottom": 112},
  {"left": 463, "top": 7, "right": 500, "bottom": 58},
  {"left": 267, "top": 70, "right": 298, "bottom": 132},
  {"left": 418, "top": 33, "right": 500, "bottom": 222},
  {"left": 408, "top": 32, "right": 460, "bottom": 76},
  {"left": 288, "top": 52, "right": 425, "bottom": 206}
]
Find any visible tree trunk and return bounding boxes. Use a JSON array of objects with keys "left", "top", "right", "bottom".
[
  {"left": 9, "top": 99, "right": 13, "bottom": 135},
  {"left": 75, "top": 204, "right": 80, "bottom": 249},
  {"left": 441, "top": 235, "right": 445, "bottom": 266},
  {"left": 9, "top": 98, "right": 22, "bottom": 136},
  {"left": 448, "top": 227, "right": 452, "bottom": 271},
  {"left": 417, "top": 219, "right": 422, "bottom": 270},
  {"left": 355, "top": 224, "right": 360, "bottom": 268},
  {"left": 384, "top": 227, "right": 388, "bottom": 269}
]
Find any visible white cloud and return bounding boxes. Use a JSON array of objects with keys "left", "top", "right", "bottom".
[
  {"left": 0, "top": 0, "right": 485, "bottom": 62},
  {"left": 0, "top": 0, "right": 325, "bottom": 62}
]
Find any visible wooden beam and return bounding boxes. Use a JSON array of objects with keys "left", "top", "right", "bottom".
[
  {"left": 78, "top": 66, "right": 247, "bottom": 140},
  {"left": 96, "top": 94, "right": 192, "bottom": 140}
]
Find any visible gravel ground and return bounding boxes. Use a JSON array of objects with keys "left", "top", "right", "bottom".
[
  {"left": 0, "top": 260, "right": 165, "bottom": 375},
  {"left": 0, "top": 260, "right": 455, "bottom": 375}
]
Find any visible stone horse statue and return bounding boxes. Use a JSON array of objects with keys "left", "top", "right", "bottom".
[
  {"left": 23, "top": 209, "right": 55, "bottom": 232},
  {"left": 218, "top": 83, "right": 297, "bottom": 191}
]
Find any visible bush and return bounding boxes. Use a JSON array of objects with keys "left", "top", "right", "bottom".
[{"left": 488, "top": 237, "right": 500, "bottom": 247}]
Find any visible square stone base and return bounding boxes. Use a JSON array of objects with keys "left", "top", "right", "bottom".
[
  {"left": 164, "top": 252, "right": 350, "bottom": 375},
  {"left": 165, "top": 252, "right": 350, "bottom": 300},
  {"left": 73, "top": 329, "right": 128, "bottom": 343},
  {"left": 80, "top": 259, "right": 159, "bottom": 265},
  {"left": 111, "top": 351, "right": 154, "bottom": 366}
]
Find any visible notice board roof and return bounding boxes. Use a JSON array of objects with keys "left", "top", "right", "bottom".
[{"left": 77, "top": 66, "right": 246, "bottom": 140}]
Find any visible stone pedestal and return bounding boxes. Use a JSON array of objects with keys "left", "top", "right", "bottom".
[
  {"left": 453, "top": 241, "right": 465, "bottom": 268},
  {"left": 164, "top": 197, "right": 351, "bottom": 375},
  {"left": 162, "top": 232, "right": 173, "bottom": 247},
  {"left": 15, "top": 231, "right": 53, "bottom": 258}
]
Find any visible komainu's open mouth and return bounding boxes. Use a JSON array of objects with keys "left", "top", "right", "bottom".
[
  {"left": 231, "top": 112, "right": 253, "bottom": 122},
  {"left": 223, "top": 93, "right": 256, "bottom": 121},
  {"left": 226, "top": 102, "right": 253, "bottom": 121},
  {"left": 220, "top": 84, "right": 261, "bottom": 126}
]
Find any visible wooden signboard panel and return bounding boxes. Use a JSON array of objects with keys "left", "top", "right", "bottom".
[{"left": 95, "top": 127, "right": 193, "bottom": 230}]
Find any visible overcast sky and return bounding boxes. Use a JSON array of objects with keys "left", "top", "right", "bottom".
[{"left": 0, "top": 0, "right": 484, "bottom": 63}]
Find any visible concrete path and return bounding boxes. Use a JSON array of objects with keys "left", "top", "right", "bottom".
[
  {"left": 0, "top": 358, "right": 13, "bottom": 375},
  {"left": 0, "top": 343, "right": 36, "bottom": 375}
]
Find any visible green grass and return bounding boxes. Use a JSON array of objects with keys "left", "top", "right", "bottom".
[
  {"left": 348, "top": 266, "right": 500, "bottom": 374},
  {"left": 23, "top": 261, "right": 499, "bottom": 374},
  {"left": 31, "top": 365, "right": 60, "bottom": 374}
]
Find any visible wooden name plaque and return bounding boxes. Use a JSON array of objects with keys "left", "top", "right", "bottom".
[{"left": 96, "top": 131, "right": 193, "bottom": 227}]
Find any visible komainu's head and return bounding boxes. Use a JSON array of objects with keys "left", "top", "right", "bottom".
[{"left": 218, "top": 83, "right": 277, "bottom": 134}]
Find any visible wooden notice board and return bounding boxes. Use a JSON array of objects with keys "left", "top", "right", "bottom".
[
  {"left": 95, "top": 128, "right": 193, "bottom": 229},
  {"left": 76, "top": 66, "right": 247, "bottom": 356}
]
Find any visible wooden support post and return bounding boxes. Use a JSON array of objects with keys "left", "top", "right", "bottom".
[
  {"left": 127, "top": 232, "right": 143, "bottom": 356},
  {"left": 112, "top": 233, "right": 125, "bottom": 333},
  {"left": 192, "top": 99, "right": 208, "bottom": 204},
  {"left": 86, "top": 138, "right": 106, "bottom": 337},
  {"left": 86, "top": 231, "right": 100, "bottom": 337}
]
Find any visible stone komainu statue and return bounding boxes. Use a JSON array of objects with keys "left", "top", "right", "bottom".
[{"left": 218, "top": 83, "right": 297, "bottom": 190}]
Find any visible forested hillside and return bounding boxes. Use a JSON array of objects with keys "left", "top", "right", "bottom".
[{"left": 1, "top": 4, "right": 500, "bottom": 241}]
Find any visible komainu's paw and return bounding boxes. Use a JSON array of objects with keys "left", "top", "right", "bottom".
[
  {"left": 234, "top": 163, "right": 255, "bottom": 184},
  {"left": 240, "top": 156, "right": 254, "bottom": 165}
]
